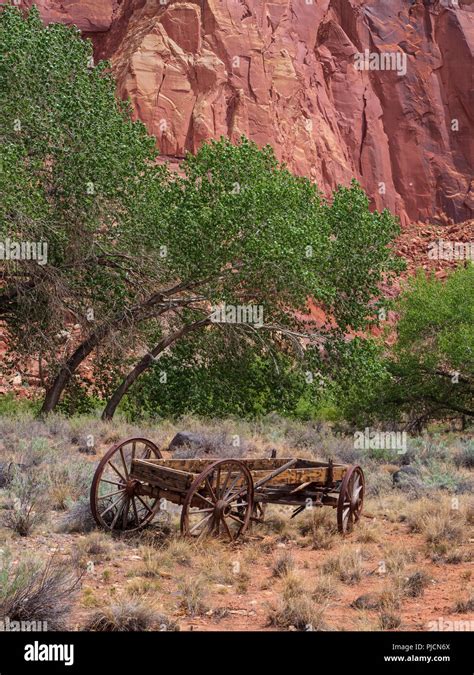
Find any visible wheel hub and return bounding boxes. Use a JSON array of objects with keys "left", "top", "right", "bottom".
[
  {"left": 214, "top": 499, "right": 231, "bottom": 518},
  {"left": 125, "top": 479, "right": 139, "bottom": 497}
]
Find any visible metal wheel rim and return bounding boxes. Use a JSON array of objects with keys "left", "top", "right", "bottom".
[{"left": 337, "top": 465, "right": 365, "bottom": 534}]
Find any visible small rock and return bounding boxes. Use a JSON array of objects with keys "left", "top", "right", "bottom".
[
  {"left": 351, "top": 593, "right": 383, "bottom": 610},
  {"left": 78, "top": 445, "right": 96, "bottom": 455},
  {"left": 168, "top": 431, "right": 205, "bottom": 452}
]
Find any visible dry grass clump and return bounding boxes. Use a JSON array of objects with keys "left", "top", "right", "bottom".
[
  {"left": 200, "top": 553, "right": 251, "bottom": 593},
  {"left": 0, "top": 554, "right": 81, "bottom": 630},
  {"left": 402, "top": 570, "right": 431, "bottom": 598},
  {"left": 57, "top": 500, "right": 96, "bottom": 534},
  {"left": 272, "top": 551, "right": 295, "bottom": 577},
  {"left": 137, "top": 538, "right": 194, "bottom": 578},
  {"left": 296, "top": 508, "right": 337, "bottom": 550},
  {"left": 322, "top": 547, "right": 365, "bottom": 585},
  {"left": 126, "top": 578, "right": 162, "bottom": 597},
  {"left": 379, "top": 545, "right": 418, "bottom": 574},
  {"left": 71, "top": 532, "right": 113, "bottom": 568},
  {"left": 268, "top": 572, "right": 327, "bottom": 631},
  {"left": 84, "top": 598, "right": 177, "bottom": 631},
  {"left": 379, "top": 611, "right": 402, "bottom": 630},
  {"left": 161, "top": 538, "right": 195, "bottom": 567},
  {"left": 136, "top": 546, "right": 164, "bottom": 578},
  {"left": 262, "top": 508, "right": 294, "bottom": 541},
  {"left": 405, "top": 497, "right": 468, "bottom": 532},
  {"left": 312, "top": 573, "right": 339, "bottom": 604},
  {"left": 178, "top": 576, "right": 209, "bottom": 616},
  {"left": 281, "top": 571, "right": 305, "bottom": 599},
  {"left": 451, "top": 593, "right": 474, "bottom": 614},
  {"left": 423, "top": 515, "right": 466, "bottom": 558},
  {"left": 444, "top": 549, "right": 472, "bottom": 565},
  {"left": 44, "top": 460, "right": 94, "bottom": 511},
  {"left": 354, "top": 520, "right": 382, "bottom": 544},
  {"left": 351, "top": 585, "right": 402, "bottom": 612}
]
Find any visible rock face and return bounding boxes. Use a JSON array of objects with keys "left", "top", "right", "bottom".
[{"left": 23, "top": 0, "right": 473, "bottom": 224}]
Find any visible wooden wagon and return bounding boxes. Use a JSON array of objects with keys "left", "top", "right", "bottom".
[{"left": 90, "top": 437, "right": 365, "bottom": 541}]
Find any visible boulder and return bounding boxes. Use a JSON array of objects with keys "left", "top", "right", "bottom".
[{"left": 168, "top": 431, "right": 206, "bottom": 452}]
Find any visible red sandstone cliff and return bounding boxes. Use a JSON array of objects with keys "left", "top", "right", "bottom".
[{"left": 18, "top": 0, "right": 474, "bottom": 224}]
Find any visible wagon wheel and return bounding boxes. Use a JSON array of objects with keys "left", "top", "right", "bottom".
[
  {"left": 180, "top": 459, "right": 254, "bottom": 542},
  {"left": 337, "top": 465, "right": 365, "bottom": 534},
  {"left": 90, "top": 437, "right": 162, "bottom": 532}
]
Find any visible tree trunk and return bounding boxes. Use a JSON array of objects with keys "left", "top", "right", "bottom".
[
  {"left": 39, "top": 329, "right": 107, "bottom": 416},
  {"left": 39, "top": 299, "right": 171, "bottom": 416},
  {"left": 101, "top": 319, "right": 210, "bottom": 421}
]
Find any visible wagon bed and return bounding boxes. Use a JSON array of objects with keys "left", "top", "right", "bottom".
[{"left": 90, "top": 437, "right": 365, "bottom": 541}]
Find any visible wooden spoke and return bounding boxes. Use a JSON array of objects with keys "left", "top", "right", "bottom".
[
  {"left": 109, "top": 462, "right": 126, "bottom": 483},
  {"left": 97, "top": 489, "right": 126, "bottom": 500},
  {"left": 221, "top": 518, "right": 233, "bottom": 542},
  {"left": 189, "top": 512, "right": 213, "bottom": 536},
  {"left": 228, "top": 513, "right": 245, "bottom": 526},
  {"left": 100, "top": 479, "right": 124, "bottom": 487},
  {"left": 100, "top": 497, "right": 123, "bottom": 519},
  {"left": 223, "top": 473, "right": 241, "bottom": 500},
  {"left": 119, "top": 447, "right": 129, "bottom": 479},
  {"left": 135, "top": 495, "right": 154, "bottom": 515},
  {"left": 215, "top": 467, "right": 221, "bottom": 498},
  {"left": 131, "top": 496, "right": 140, "bottom": 526},
  {"left": 122, "top": 497, "right": 131, "bottom": 529},
  {"left": 193, "top": 492, "right": 215, "bottom": 508},
  {"left": 110, "top": 497, "right": 125, "bottom": 529},
  {"left": 220, "top": 468, "right": 231, "bottom": 498},
  {"left": 205, "top": 477, "right": 218, "bottom": 503}
]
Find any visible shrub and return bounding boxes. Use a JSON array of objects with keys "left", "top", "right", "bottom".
[
  {"left": 322, "top": 548, "right": 364, "bottom": 584},
  {"left": 0, "top": 554, "right": 81, "bottom": 630},
  {"left": 3, "top": 470, "right": 49, "bottom": 536},
  {"left": 57, "top": 500, "right": 96, "bottom": 534},
  {"left": 84, "top": 599, "right": 174, "bottom": 631},
  {"left": 272, "top": 551, "right": 295, "bottom": 578},
  {"left": 379, "top": 612, "right": 401, "bottom": 630},
  {"left": 178, "top": 576, "right": 209, "bottom": 616},
  {"left": 268, "top": 594, "right": 326, "bottom": 631},
  {"left": 452, "top": 594, "right": 474, "bottom": 614},
  {"left": 403, "top": 571, "right": 431, "bottom": 598},
  {"left": 454, "top": 442, "right": 474, "bottom": 469}
]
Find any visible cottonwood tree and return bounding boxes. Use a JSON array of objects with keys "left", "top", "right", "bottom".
[
  {"left": 101, "top": 138, "right": 403, "bottom": 419},
  {"left": 337, "top": 265, "right": 474, "bottom": 430},
  {"left": 0, "top": 6, "right": 177, "bottom": 412}
]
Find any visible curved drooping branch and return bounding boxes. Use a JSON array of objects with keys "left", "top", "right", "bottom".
[
  {"left": 38, "top": 276, "right": 218, "bottom": 415},
  {"left": 101, "top": 318, "right": 211, "bottom": 421}
]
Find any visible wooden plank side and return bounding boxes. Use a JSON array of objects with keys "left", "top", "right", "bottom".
[
  {"left": 251, "top": 466, "right": 345, "bottom": 485},
  {"left": 130, "top": 459, "right": 193, "bottom": 492},
  {"left": 139, "top": 458, "right": 293, "bottom": 472},
  {"left": 130, "top": 458, "right": 346, "bottom": 491},
  {"left": 140, "top": 457, "right": 346, "bottom": 473}
]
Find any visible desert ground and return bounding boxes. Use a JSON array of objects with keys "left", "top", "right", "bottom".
[{"left": 0, "top": 414, "right": 472, "bottom": 632}]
